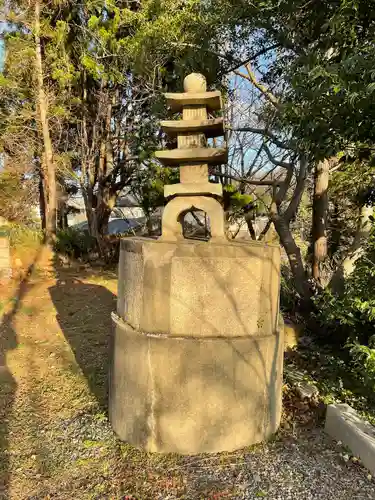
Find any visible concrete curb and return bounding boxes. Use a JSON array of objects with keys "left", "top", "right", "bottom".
[{"left": 325, "top": 403, "right": 375, "bottom": 474}]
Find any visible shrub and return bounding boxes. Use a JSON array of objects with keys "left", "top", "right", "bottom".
[
  {"left": 54, "top": 228, "right": 96, "bottom": 260},
  {"left": 2, "top": 222, "right": 43, "bottom": 249},
  {"left": 280, "top": 264, "right": 298, "bottom": 316},
  {"left": 314, "top": 222, "right": 375, "bottom": 345},
  {"left": 313, "top": 221, "right": 375, "bottom": 392},
  {"left": 348, "top": 336, "right": 375, "bottom": 392}
]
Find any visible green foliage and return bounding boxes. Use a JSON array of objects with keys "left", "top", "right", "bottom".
[
  {"left": 54, "top": 228, "right": 96, "bottom": 260},
  {"left": 349, "top": 336, "right": 375, "bottom": 392},
  {"left": 315, "top": 222, "right": 375, "bottom": 343},
  {"left": 285, "top": 340, "right": 375, "bottom": 425},
  {"left": 223, "top": 184, "right": 255, "bottom": 212},
  {"left": 132, "top": 164, "right": 179, "bottom": 216},
  {"left": 211, "top": 0, "right": 375, "bottom": 158},
  {"left": 2, "top": 0, "right": 225, "bottom": 239},
  {"left": 312, "top": 221, "right": 375, "bottom": 392},
  {"left": 279, "top": 264, "right": 298, "bottom": 315},
  {"left": 5, "top": 222, "right": 43, "bottom": 249},
  {"left": 0, "top": 171, "right": 38, "bottom": 224}
]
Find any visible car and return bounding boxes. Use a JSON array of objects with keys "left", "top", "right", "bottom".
[{"left": 71, "top": 218, "right": 146, "bottom": 235}]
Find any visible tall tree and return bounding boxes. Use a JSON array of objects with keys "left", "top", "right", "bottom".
[
  {"left": 34, "top": 0, "right": 56, "bottom": 237},
  {"left": 209, "top": 0, "right": 375, "bottom": 291}
]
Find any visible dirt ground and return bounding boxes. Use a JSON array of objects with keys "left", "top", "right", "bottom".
[{"left": 1, "top": 248, "right": 374, "bottom": 500}]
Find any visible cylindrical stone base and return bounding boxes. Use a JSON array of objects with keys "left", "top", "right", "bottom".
[
  {"left": 109, "top": 237, "right": 283, "bottom": 454},
  {"left": 109, "top": 313, "right": 283, "bottom": 454}
]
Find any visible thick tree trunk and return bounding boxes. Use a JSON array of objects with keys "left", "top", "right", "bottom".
[
  {"left": 312, "top": 159, "right": 329, "bottom": 284},
  {"left": 34, "top": 0, "right": 56, "bottom": 240},
  {"left": 96, "top": 201, "right": 112, "bottom": 236},
  {"left": 273, "top": 215, "right": 311, "bottom": 299}
]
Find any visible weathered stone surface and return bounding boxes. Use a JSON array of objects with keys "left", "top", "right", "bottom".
[
  {"left": 285, "top": 368, "right": 319, "bottom": 399},
  {"left": 155, "top": 147, "right": 228, "bottom": 166},
  {"left": 325, "top": 404, "right": 375, "bottom": 474},
  {"left": 161, "top": 196, "right": 226, "bottom": 241},
  {"left": 164, "top": 182, "right": 223, "bottom": 198},
  {"left": 160, "top": 118, "right": 224, "bottom": 138},
  {"left": 184, "top": 73, "right": 207, "bottom": 92},
  {"left": 117, "top": 237, "right": 281, "bottom": 338},
  {"left": 180, "top": 164, "right": 209, "bottom": 183},
  {"left": 109, "top": 313, "right": 284, "bottom": 454},
  {"left": 165, "top": 91, "right": 222, "bottom": 112}
]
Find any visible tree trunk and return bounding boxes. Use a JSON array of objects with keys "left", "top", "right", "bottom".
[
  {"left": 245, "top": 212, "right": 257, "bottom": 240},
  {"left": 312, "top": 159, "right": 329, "bottom": 284},
  {"left": 34, "top": 0, "right": 56, "bottom": 241},
  {"left": 273, "top": 215, "right": 311, "bottom": 299},
  {"left": 96, "top": 201, "right": 112, "bottom": 236},
  {"left": 330, "top": 201, "right": 341, "bottom": 257},
  {"left": 146, "top": 211, "right": 153, "bottom": 236},
  {"left": 38, "top": 166, "right": 47, "bottom": 230}
]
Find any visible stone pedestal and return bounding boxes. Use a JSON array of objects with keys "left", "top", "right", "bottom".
[{"left": 109, "top": 237, "right": 283, "bottom": 454}]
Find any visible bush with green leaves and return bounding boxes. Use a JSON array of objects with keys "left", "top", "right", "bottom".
[
  {"left": 54, "top": 228, "right": 96, "bottom": 260},
  {"left": 348, "top": 336, "right": 375, "bottom": 392},
  {"left": 313, "top": 220, "right": 375, "bottom": 390},
  {"left": 2, "top": 222, "right": 43, "bottom": 249},
  {"left": 315, "top": 221, "right": 375, "bottom": 344}
]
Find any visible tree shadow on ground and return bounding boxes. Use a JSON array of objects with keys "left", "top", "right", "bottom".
[
  {"left": 0, "top": 250, "right": 43, "bottom": 499},
  {"left": 0, "top": 317, "right": 16, "bottom": 500},
  {"left": 49, "top": 274, "right": 116, "bottom": 410}
]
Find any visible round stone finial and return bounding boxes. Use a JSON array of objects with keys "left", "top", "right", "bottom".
[{"left": 183, "top": 73, "right": 207, "bottom": 93}]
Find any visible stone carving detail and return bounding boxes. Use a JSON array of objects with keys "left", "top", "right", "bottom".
[{"left": 155, "top": 73, "right": 228, "bottom": 240}]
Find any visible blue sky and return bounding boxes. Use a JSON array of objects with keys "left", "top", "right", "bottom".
[
  {"left": 0, "top": 38, "right": 4, "bottom": 72},
  {"left": 0, "top": 31, "right": 4, "bottom": 171}
]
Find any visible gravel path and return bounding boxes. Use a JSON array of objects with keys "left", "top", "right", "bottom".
[
  {"left": 23, "top": 412, "right": 375, "bottom": 499},
  {"left": 179, "top": 428, "right": 375, "bottom": 500}
]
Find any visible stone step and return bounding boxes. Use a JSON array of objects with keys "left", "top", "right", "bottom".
[
  {"left": 160, "top": 118, "right": 224, "bottom": 138},
  {"left": 155, "top": 147, "right": 227, "bottom": 166},
  {"left": 325, "top": 403, "right": 375, "bottom": 475}
]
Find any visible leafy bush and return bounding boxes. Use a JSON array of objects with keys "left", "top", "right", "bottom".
[
  {"left": 348, "top": 336, "right": 375, "bottom": 392},
  {"left": 54, "top": 228, "right": 96, "bottom": 260},
  {"left": 280, "top": 264, "right": 298, "bottom": 316},
  {"left": 0, "top": 172, "right": 38, "bottom": 224},
  {"left": 313, "top": 221, "right": 375, "bottom": 392},
  {"left": 2, "top": 222, "right": 43, "bottom": 249},
  {"left": 314, "top": 222, "right": 375, "bottom": 345}
]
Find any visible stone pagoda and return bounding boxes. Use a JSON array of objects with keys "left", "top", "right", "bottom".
[{"left": 109, "top": 73, "right": 283, "bottom": 454}]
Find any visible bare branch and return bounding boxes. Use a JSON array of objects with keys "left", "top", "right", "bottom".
[
  {"left": 227, "top": 125, "right": 294, "bottom": 150},
  {"left": 258, "top": 219, "right": 272, "bottom": 241},
  {"left": 263, "top": 143, "right": 293, "bottom": 169},
  {"left": 234, "top": 62, "right": 281, "bottom": 110},
  {"left": 223, "top": 43, "right": 281, "bottom": 75},
  {"left": 212, "top": 171, "right": 283, "bottom": 186},
  {"left": 284, "top": 155, "right": 308, "bottom": 222},
  {"left": 275, "top": 163, "right": 293, "bottom": 206}
]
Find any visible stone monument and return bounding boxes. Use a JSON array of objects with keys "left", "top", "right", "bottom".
[{"left": 109, "top": 73, "right": 283, "bottom": 454}]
